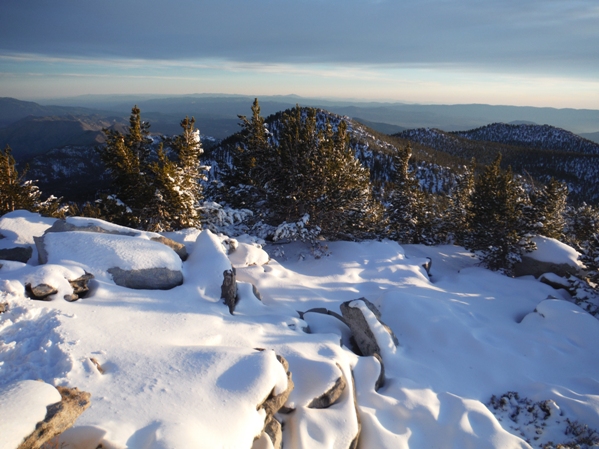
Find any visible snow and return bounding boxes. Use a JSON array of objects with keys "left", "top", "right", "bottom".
[
  {"left": 529, "top": 236, "right": 584, "bottom": 268},
  {"left": 43, "top": 231, "right": 182, "bottom": 274},
  {"left": 0, "top": 380, "right": 61, "bottom": 449},
  {"left": 1, "top": 213, "right": 599, "bottom": 448}
]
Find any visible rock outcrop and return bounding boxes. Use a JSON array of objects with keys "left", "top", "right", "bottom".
[
  {"left": 222, "top": 267, "right": 238, "bottom": 314},
  {"left": 0, "top": 246, "right": 32, "bottom": 263},
  {"left": 25, "top": 272, "right": 94, "bottom": 301},
  {"left": 17, "top": 386, "right": 91, "bottom": 449},
  {"left": 108, "top": 267, "right": 183, "bottom": 290},
  {"left": 340, "top": 298, "right": 398, "bottom": 358},
  {"left": 307, "top": 366, "right": 347, "bottom": 409},
  {"left": 256, "top": 353, "right": 294, "bottom": 449},
  {"left": 44, "top": 218, "right": 188, "bottom": 261},
  {"left": 36, "top": 231, "right": 183, "bottom": 290}
]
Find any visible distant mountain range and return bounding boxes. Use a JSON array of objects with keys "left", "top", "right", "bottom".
[
  {"left": 2, "top": 95, "right": 599, "bottom": 205},
  {"left": 395, "top": 124, "right": 599, "bottom": 203}
]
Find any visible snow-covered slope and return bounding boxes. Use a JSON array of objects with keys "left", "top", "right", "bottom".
[{"left": 1, "top": 212, "right": 599, "bottom": 448}]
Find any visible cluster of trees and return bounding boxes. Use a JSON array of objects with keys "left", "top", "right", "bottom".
[
  {"left": 223, "top": 100, "right": 382, "bottom": 239},
  {"left": 218, "top": 101, "right": 580, "bottom": 276},
  {"left": 0, "top": 145, "right": 64, "bottom": 217},
  {"left": 2, "top": 99, "right": 599, "bottom": 287},
  {"left": 88, "top": 106, "right": 206, "bottom": 232}
]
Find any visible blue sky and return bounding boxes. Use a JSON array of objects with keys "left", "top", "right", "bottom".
[{"left": 1, "top": 0, "right": 598, "bottom": 108}]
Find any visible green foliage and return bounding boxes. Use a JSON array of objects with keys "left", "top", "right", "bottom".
[
  {"left": 387, "top": 144, "right": 432, "bottom": 243},
  {"left": 445, "top": 159, "right": 476, "bottom": 245},
  {"left": 99, "top": 107, "right": 205, "bottom": 231},
  {"left": 466, "top": 154, "right": 535, "bottom": 274},
  {"left": 0, "top": 144, "right": 64, "bottom": 217},
  {"left": 527, "top": 178, "right": 568, "bottom": 240},
  {"left": 227, "top": 101, "right": 382, "bottom": 240}
]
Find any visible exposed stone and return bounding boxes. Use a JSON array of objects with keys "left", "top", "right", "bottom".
[
  {"left": 252, "top": 283, "right": 263, "bottom": 301},
  {"left": 25, "top": 283, "right": 58, "bottom": 300},
  {"left": 263, "top": 417, "right": 283, "bottom": 449},
  {"left": 308, "top": 368, "right": 347, "bottom": 409},
  {"left": 348, "top": 371, "right": 362, "bottom": 449},
  {"left": 298, "top": 307, "right": 348, "bottom": 325},
  {"left": 68, "top": 272, "right": 94, "bottom": 299},
  {"left": 0, "top": 301, "right": 8, "bottom": 313},
  {"left": 255, "top": 353, "right": 294, "bottom": 448},
  {"left": 0, "top": 246, "right": 33, "bottom": 263},
  {"left": 372, "top": 353, "right": 385, "bottom": 391},
  {"left": 539, "top": 273, "right": 571, "bottom": 290},
  {"left": 150, "top": 236, "right": 188, "bottom": 261},
  {"left": 108, "top": 267, "right": 183, "bottom": 290},
  {"left": 514, "top": 256, "right": 584, "bottom": 279},
  {"left": 90, "top": 357, "right": 105, "bottom": 374},
  {"left": 17, "top": 386, "right": 91, "bottom": 449},
  {"left": 340, "top": 298, "right": 398, "bottom": 358},
  {"left": 44, "top": 219, "right": 136, "bottom": 236},
  {"left": 44, "top": 219, "right": 188, "bottom": 261},
  {"left": 222, "top": 267, "right": 238, "bottom": 314},
  {"left": 259, "top": 354, "right": 294, "bottom": 416},
  {"left": 33, "top": 236, "right": 48, "bottom": 264},
  {"left": 422, "top": 257, "right": 432, "bottom": 276}
]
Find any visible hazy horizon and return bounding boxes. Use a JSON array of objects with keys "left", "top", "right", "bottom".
[{"left": 1, "top": 1, "right": 598, "bottom": 109}]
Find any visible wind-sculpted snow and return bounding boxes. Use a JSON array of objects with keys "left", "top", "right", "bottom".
[{"left": 1, "top": 214, "right": 599, "bottom": 448}]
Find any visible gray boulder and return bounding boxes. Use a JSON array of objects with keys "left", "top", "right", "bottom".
[
  {"left": 17, "top": 386, "right": 91, "bottom": 449},
  {"left": 256, "top": 353, "right": 294, "bottom": 449},
  {"left": 221, "top": 267, "right": 238, "bottom": 314},
  {"left": 25, "top": 283, "right": 58, "bottom": 300},
  {"left": 308, "top": 367, "right": 347, "bottom": 409},
  {"left": 108, "top": 267, "right": 183, "bottom": 290},
  {"left": 514, "top": 256, "right": 584, "bottom": 279},
  {"left": 340, "top": 298, "right": 399, "bottom": 358},
  {"left": 0, "top": 246, "right": 33, "bottom": 263},
  {"left": 44, "top": 219, "right": 188, "bottom": 261},
  {"left": 67, "top": 272, "right": 94, "bottom": 299}
]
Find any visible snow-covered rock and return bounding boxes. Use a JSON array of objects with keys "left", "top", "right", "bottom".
[
  {"left": 0, "top": 380, "right": 61, "bottom": 449},
  {"left": 514, "top": 236, "right": 585, "bottom": 278}
]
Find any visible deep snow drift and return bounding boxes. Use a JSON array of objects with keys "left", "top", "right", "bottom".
[{"left": 1, "top": 210, "right": 598, "bottom": 449}]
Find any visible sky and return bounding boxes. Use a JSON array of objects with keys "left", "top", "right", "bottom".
[{"left": 0, "top": 0, "right": 598, "bottom": 108}]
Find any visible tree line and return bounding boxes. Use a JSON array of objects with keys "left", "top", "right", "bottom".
[{"left": 1, "top": 99, "right": 598, "bottom": 287}]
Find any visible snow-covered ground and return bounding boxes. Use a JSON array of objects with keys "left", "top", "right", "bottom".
[{"left": 1, "top": 211, "right": 598, "bottom": 449}]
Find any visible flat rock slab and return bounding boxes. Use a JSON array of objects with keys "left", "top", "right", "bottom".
[
  {"left": 108, "top": 267, "right": 183, "bottom": 290},
  {"left": 0, "top": 246, "right": 33, "bottom": 263},
  {"left": 36, "top": 231, "right": 183, "bottom": 290},
  {"left": 45, "top": 218, "right": 189, "bottom": 261}
]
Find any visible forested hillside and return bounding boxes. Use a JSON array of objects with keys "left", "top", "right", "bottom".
[{"left": 396, "top": 126, "right": 599, "bottom": 204}]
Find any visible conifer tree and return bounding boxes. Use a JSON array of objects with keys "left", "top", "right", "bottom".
[
  {"left": 0, "top": 145, "right": 64, "bottom": 217},
  {"left": 149, "top": 117, "right": 206, "bottom": 231},
  {"left": 387, "top": 144, "right": 429, "bottom": 243},
  {"left": 527, "top": 178, "right": 568, "bottom": 240},
  {"left": 466, "top": 154, "right": 535, "bottom": 274},
  {"left": 227, "top": 102, "right": 381, "bottom": 239},
  {"left": 445, "top": 159, "right": 476, "bottom": 245},
  {"left": 223, "top": 98, "right": 271, "bottom": 210},
  {"left": 100, "top": 107, "right": 205, "bottom": 231},
  {"left": 100, "top": 106, "right": 154, "bottom": 227}
]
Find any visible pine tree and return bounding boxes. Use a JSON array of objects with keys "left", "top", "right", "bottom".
[
  {"left": 100, "top": 107, "right": 205, "bottom": 231},
  {"left": 387, "top": 144, "right": 429, "bottom": 243},
  {"left": 100, "top": 106, "right": 154, "bottom": 228},
  {"left": 527, "top": 178, "right": 568, "bottom": 240},
  {"left": 445, "top": 159, "right": 475, "bottom": 245},
  {"left": 149, "top": 117, "right": 206, "bottom": 231},
  {"left": 227, "top": 102, "right": 381, "bottom": 239},
  {"left": 0, "top": 145, "right": 63, "bottom": 217},
  {"left": 222, "top": 98, "right": 271, "bottom": 210},
  {"left": 466, "top": 154, "right": 535, "bottom": 274}
]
